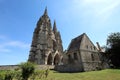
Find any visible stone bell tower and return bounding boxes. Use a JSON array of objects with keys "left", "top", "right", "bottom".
[{"left": 28, "top": 8, "right": 63, "bottom": 65}]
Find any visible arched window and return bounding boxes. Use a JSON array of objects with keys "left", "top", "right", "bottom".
[{"left": 54, "top": 54, "right": 60, "bottom": 65}]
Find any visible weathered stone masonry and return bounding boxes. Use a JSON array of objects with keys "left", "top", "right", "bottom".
[
  {"left": 28, "top": 8, "right": 63, "bottom": 65},
  {"left": 28, "top": 8, "right": 108, "bottom": 72}
]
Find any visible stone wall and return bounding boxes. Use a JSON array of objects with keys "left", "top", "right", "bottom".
[
  {"left": 54, "top": 64, "right": 84, "bottom": 72},
  {"left": 0, "top": 65, "right": 54, "bottom": 70},
  {"left": 0, "top": 65, "right": 18, "bottom": 70}
]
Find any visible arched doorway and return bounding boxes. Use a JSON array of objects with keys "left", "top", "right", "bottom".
[
  {"left": 47, "top": 53, "right": 53, "bottom": 65},
  {"left": 54, "top": 54, "right": 60, "bottom": 65}
]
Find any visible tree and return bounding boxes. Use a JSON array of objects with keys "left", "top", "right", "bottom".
[
  {"left": 106, "top": 32, "right": 120, "bottom": 68},
  {"left": 19, "top": 62, "right": 35, "bottom": 80}
]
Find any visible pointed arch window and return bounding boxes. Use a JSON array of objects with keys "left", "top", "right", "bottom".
[{"left": 47, "top": 53, "right": 52, "bottom": 65}]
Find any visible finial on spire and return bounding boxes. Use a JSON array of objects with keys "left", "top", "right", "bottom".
[
  {"left": 53, "top": 20, "right": 57, "bottom": 33},
  {"left": 44, "top": 7, "right": 48, "bottom": 16}
]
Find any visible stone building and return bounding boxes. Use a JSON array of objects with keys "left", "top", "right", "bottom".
[
  {"left": 28, "top": 8, "right": 63, "bottom": 65},
  {"left": 28, "top": 8, "right": 107, "bottom": 72},
  {"left": 55, "top": 33, "right": 101, "bottom": 72}
]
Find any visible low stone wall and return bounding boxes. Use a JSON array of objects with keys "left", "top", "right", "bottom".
[
  {"left": 0, "top": 65, "right": 54, "bottom": 70},
  {"left": 36, "top": 65, "right": 54, "bottom": 70},
  {"left": 54, "top": 64, "right": 84, "bottom": 72},
  {"left": 0, "top": 65, "right": 18, "bottom": 70}
]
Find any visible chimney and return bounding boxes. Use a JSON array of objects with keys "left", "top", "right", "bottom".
[{"left": 96, "top": 42, "right": 101, "bottom": 52}]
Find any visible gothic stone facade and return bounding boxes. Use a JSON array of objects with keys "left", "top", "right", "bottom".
[
  {"left": 28, "top": 8, "right": 63, "bottom": 65},
  {"left": 28, "top": 8, "right": 103, "bottom": 72}
]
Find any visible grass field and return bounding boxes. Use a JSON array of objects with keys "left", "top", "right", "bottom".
[
  {"left": 0, "top": 69, "right": 120, "bottom": 80},
  {"left": 47, "top": 69, "right": 120, "bottom": 80}
]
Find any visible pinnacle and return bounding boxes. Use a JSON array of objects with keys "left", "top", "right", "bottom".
[
  {"left": 44, "top": 7, "right": 48, "bottom": 16},
  {"left": 53, "top": 20, "right": 57, "bottom": 33}
]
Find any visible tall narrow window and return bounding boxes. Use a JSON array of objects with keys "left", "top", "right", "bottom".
[
  {"left": 91, "top": 46, "right": 92, "bottom": 50},
  {"left": 91, "top": 54, "right": 94, "bottom": 61},
  {"left": 74, "top": 53, "right": 78, "bottom": 60},
  {"left": 86, "top": 45, "right": 88, "bottom": 49},
  {"left": 94, "top": 46, "right": 96, "bottom": 50},
  {"left": 68, "top": 55, "right": 71, "bottom": 60},
  {"left": 68, "top": 54, "right": 72, "bottom": 63}
]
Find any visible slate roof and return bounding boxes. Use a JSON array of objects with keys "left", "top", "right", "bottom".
[{"left": 68, "top": 33, "right": 86, "bottom": 51}]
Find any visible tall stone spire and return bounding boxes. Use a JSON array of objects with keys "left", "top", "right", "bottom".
[
  {"left": 53, "top": 20, "right": 57, "bottom": 33},
  {"left": 44, "top": 7, "right": 48, "bottom": 16},
  {"left": 28, "top": 8, "right": 63, "bottom": 65}
]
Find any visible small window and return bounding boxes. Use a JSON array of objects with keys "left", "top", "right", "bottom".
[
  {"left": 91, "top": 54, "right": 94, "bottom": 61},
  {"left": 68, "top": 55, "right": 71, "bottom": 60},
  {"left": 94, "top": 46, "right": 96, "bottom": 50},
  {"left": 90, "top": 46, "right": 92, "bottom": 50},
  {"left": 74, "top": 53, "right": 78, "bottom": 60},
  {"left": 86, "top": 45, "right": 88, "bottom": 49}
]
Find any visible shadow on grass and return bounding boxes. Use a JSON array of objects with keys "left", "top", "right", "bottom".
[{"left": 51, "top": 69, "right": 85, "bottom": 73}]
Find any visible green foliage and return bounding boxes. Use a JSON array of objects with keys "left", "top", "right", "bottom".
[
  {"left": 0, "top": 64, "right": 50, "bottom": 80},
  {"left": 29, "top": 69, "right": 50, "bottom": 80},
  {"left": 106, "top": 32, "right": 120, "bottom": 68},
  {"left": 0, "top": 70, "right": 6, "bottom": 80},
  {"left": 0, "top": 70, "right": 16, "bottom": 80},
  {"left": 19, "top": 62, "right": 35, "bottom": 80},
  {"left": 13, "top": 71, "right": 22, "bottom": 80},
  {"left": 107, "top": 32, "right": 120, "bottom": 47},
  {"left": 4, "top": 71, "right": 14, "bottom": 80}
]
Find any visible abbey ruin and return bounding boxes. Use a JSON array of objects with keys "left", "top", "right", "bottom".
[
  {"left": 28, "top": 8, "right": 109, "bottom": 72},
  {"left": 28, "top": 8, "right": 63, "bottom": 65}
]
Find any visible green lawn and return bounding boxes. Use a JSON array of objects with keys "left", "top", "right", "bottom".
[{"left": 47, "top": 69, "right": 120, "bottom": 80}]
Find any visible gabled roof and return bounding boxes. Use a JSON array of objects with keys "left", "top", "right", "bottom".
[
  {"left": 67, "top": 33, "right": 85, "bottom": 51},
  {"left": 67, "top": 33, "right": 98, "bottom": 52}
]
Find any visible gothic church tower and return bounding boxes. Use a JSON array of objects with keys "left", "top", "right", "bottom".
[{"left": 28, "top": 8, "right": 63, "bottom": 65}]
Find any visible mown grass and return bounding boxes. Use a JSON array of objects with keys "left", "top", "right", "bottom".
[
  {"left": 47, "top": 69, "right": 120, "bottom": 80},
  {"left": 0, "top": 69, "right": 120, "bottom": 80}
]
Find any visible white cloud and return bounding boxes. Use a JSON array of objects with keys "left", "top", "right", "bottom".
[
  {"left": 0, "top": 35, "right": 30, "bottom": 53},
  {"left": 5, "top": 41, "right": 30, "bottom": 48},
  {"left": 0, "top": 47, "right": 11, "bottom": 53},
  {"left": 83, "top": 0, "right": 111, "bottom": 4},
  {"left": 69, "top": 0, "right": 120, "bottom": 31},
  {"left": 72, "top": 0, "right": 120, "bottom": 18}
]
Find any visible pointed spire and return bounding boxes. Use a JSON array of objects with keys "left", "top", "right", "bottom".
[
  {"left": 44, "top": 7, "right": 48, "bottom": 16},
  {"left": 53, "top": 20, "right": 57, "bottom": 33}
]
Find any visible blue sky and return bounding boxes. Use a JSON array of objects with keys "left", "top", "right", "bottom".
[{"left": 0, "top": 0, "right": 120, "bottom": 65}]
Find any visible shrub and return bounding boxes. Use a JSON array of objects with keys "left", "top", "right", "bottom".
[
  {"left": 0, "top": 71, "right": 5, "bottom": 80},
  {"left": 19, "top": 62, "right": 35, "bottom": 80},
  {"left": 13, "top": 71, "right": 22, "bottom": 80}
]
